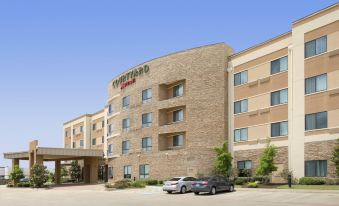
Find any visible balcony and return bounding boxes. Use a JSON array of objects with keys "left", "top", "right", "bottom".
[
  {"left": 158, "top": 132, "right": 186, "bottom": 151},
  {"left": 158, "top": 80, "right": 185, "bottom": 101}
]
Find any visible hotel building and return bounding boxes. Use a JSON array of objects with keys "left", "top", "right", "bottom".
[{"left": 63, "top": 4, "right": 339, "bottom": 182}]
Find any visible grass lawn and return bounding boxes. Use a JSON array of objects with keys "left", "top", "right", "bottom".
[{"left": 277, "top": 185, "right": 339, "bottom": 190}]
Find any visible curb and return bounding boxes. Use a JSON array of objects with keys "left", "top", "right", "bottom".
[{"left": 235, "top": 188, "right": 339, "bottom": 194}]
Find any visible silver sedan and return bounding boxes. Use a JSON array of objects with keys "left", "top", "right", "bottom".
[{"left": 163, "top": 176, "right": 196, "bottom": 194}]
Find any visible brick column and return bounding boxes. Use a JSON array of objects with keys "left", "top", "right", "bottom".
[
  {"left": 55, "top": 160, "right": 61, "bottom": 185},
  {"left": 84, "top": 157, "right": 98, "bottom": 184}
]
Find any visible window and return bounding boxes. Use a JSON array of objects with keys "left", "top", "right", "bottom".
[
  {"left": 108, "top": 104, "right": 113, "bottom": 114},
  {"left": 237, "top": 160, "right": 252, "bottom": 170},
  {"left": 234, "top": 99, "right": 248, "bottom": 114},
  {"left": 305, "top": 74, "right": 327, "bottom": 94},
  {"left": 122, "top": 118, "right": 130, "bottom": 132},
  {"left": 108, "top": 124, "right": 113, "bottom": 135},
  {"left": 92, "top": 138, "right": 96, "bottom": 145},
  {"left": 142, "top": 113, "right": 152, "bottom": 128},
  {"left": 102, "top": 121, "right": 105, "bottom": 128},
  {"left": 305, "top": 112, "right": 327, "bottom": 131},
  {"left": 305, "top": 160, "right": 327, "bottom": 177},
  {"left": 234, "top": 128, "right": 248, "bottom": 142},
  {"left": 173, "top": 135, "right": 184, "bottom": 147},
  {"left": 173, "top": 109, "right": 184, "bottom": 122},
  {"left": 271, "top": 89, "right": 288, "bottom": 106},
  {"left": 271, "top": 56, "right": 288, "bottom": 75},
  {"left": 92, "top": 123, "right": 96, "bottom": 131},
  {"left": 102, "top": 136, "right": 104, "bottom": 144},
  {"left": 123, "top": 165, "right": 132, "bottom": 179},
  {"left": 80, "top": 140, "right": 84, "bottom": 147},
  {"left": 122, "top": 140, "right": 130, "bottom": 154},
  {"left": 72, "top": 142, "right": 76, "bottom": 148},
  {"left": 122, "top": 96, "right": 130, "bottom": 109},
  {"left": 271, "top": 121, "right": 288, "bottom": 137},
  {"left": 80, "top": 126, "right": 83, "bottom": 133},
  {"left": 142, "top": 137, "right": 152, "bottom": 152},
  {"left": 108, "top": 167, "right": 113, "bottom": 178},
  {"left": 305, "top": 36, "right": 327, "bottom": 58},
  {"left": 142, "top": 88, "right": 152, "bottom": 103},
  {"left": 139, "top": 164, "right": 150, "bottom": 179},
  {"left": 65, "top": 131, "right": 68, "bottom": 137},
  {"left": 234, "top": 71, "right": 248, "bottom": 86},
  {"left": 173, "top": 84, "right": 184, "bottom": 97},
  {"left": 73, "top": 129, "right": 76, "bottom": 135},
  {"left": 107, "top": 144, "right": 113, "bottom": 156}
]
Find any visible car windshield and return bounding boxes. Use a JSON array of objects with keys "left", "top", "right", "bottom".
[
  {"left": 196, "top": 177, "right": 210, "bottom": 181},
  {"left": 169, "top": 178, "right": 181, "bottom": 181}
]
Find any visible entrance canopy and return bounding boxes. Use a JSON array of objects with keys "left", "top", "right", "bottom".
[{"left": 4, "top": 140, "right": 103, "bottom": 184}]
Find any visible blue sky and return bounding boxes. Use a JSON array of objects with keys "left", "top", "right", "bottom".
[{"left": 0, "top": 0, "right": 337, "bottom": 168}]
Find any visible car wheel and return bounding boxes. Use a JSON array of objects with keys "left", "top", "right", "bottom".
[
  {"left": 180, "top": 186, "right": 187, "bottom": 194},
  {"left": 229, "top": 185, "right": 234, "bottom": 192},
  {"left": 194, "top": 192, "right": 199, "bottom": 195},
  {"left": 167, "top": 191, "right": 172, "bottom": 194},
  {"left": 210, "top": 187, "right": 216, "bottom": 195}
]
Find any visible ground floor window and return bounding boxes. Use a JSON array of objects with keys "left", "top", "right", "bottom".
[
  {"left": 139, "top": 164, "right": 150, "bottom": 179},
  {"left": 108, "top": 167, "right": 113, "bottom": 179},
  {"left": 124, "top": 165, "right": 132, "bottom": 179},
  {"left": 237, "top": 160, "right": 252, "bottom": 177},
  {"left": 305, "top": 160, "right": 327, "bottom": 177}
]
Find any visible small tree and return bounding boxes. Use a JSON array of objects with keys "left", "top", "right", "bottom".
[
  {"left": 9, "top": 165, "right": 24, "bottom": 185},
  {"left": 70, "top": 160, "right": 81, "bottom": 182},
  {"left": 30, "top": 164, "right": 49, "bottom": 188},
  {"left": 256, "top": 140, "right": 278, "bottom": 176},
  {"left": 61, "top": 166, "right": 68, "bottom": 178},
  {"left": 332, "top": 138, "right": 339, "bottom": 177},
  {"left": 214, "top": 141, "right": 233, "bottom": 177},
  {"left": 48, "top": 171, "right": 55, "bottom": 183}
]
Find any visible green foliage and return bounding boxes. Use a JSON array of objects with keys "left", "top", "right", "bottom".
[
  {"left": 9, "top": 165, "right": 24, "bottom": 185},
  {"left": 17, "top": 182, "right": 31, "bottom": 187},
  {"left": 113, "top": 179, "right": 132, "bottom": 189},
  {"left": 235, "top": 178, "right": 247, "bottom": 185},
  {"left": 61, "top": 166, "right": 68, "bottom": 178},
  {"left": 332, "top": 138, "right": 339, "bottom": 177},
  {"left": 158, "top": 180, "right": 164, "bottom": 185},
  {"left": 29, "top": 164, "right": 49, "bottom": 188},
  {"left": 256, "top": 140, "right": 277, "bottom": 176},
  {"left": 235, "top": 176, "right": 270, "bottom": 185},
  {"left": 48, "top": 172, "right": 55, "bottom": 183},
  {"left": 299, "top": 177, "right": 325, "bottom": 185},
  {"left": 145, "top": 179, "right": 158, "bottom": 185},
  {"left": 70, "top": 160, "right": 81, "bottom": 182},
  {"left": 214, "top": 141, "right": 233, "bottom": 177},
  {"left": 131, "top": 180, "right": 146, "bottom": 188},
  {"left": 247, "top": 182, "right": 258, "bottom": 188}
]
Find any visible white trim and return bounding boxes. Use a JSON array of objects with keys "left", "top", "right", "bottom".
[{"left": 234, "top": 140, "right": 289, "bottom": 151}]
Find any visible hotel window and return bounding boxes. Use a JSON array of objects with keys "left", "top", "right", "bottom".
[
  {"left": 122, "top": 96, "right": 130, "bottom": 109},
  {"left": 305, "top": 112, "right": 327, "bottom": 131},
  {"left": 102, "top": 121, "right": 105, "bottom": 128},
  {"left": 108, "top": 124, "right": 113, "bottom": 135},
  {"left": 80, "top": 126, "right": 83, "bottom": 133},
  {"left": 92, "top": 138, "right": 96, "bottom": 146},
  {"left": 123, "top": 165, "right": 132, "bottom": 179},
  {"left": 234, "top": 128, "right": 248, "bottom": 142},
  {"left": 72, "top": 142, "right": 76, "bottom": 148},
  {"left": 173, "top": 84, "right": 184, "bottom": 97},
  {"left": 122, "top": 118, "right": 130, "bottom": 132},
  {"left": 142, "top": 113, "right": 152, "bottom": 128},
  {"left": 173, "top": 109, "right": 184, "bottom": 122},
  {"left": 92, "top": 123, "right": 96, "bottom": 131},
  {"left": 271, "top": 89, "right": 288, "bottom": 106},
  {"left": 142, "top": 137, "right": 152, "bottom": 152},
  {"left": 271, "top": 56, "right": 288, "bottom": 75},
  {"left": 305, "top": 36, "right": 327, "bottom": 58},
  {"left": 305, "top": 160, "right": 327, "bottom": 177},
  {"left": 65, "top": 131, "right": 68, "bottom": 137},
  {"left": 122, "top": 140, "right": 130, "bottom": 154},
  {"left": 173, "top": 134, "right": 184, "bottom": 147},
  {"left": 108, "top": 167, "right": 113, "bottom": 179},
  {"left": 139, "top": 164, "right": 150, "bottom": 179},
  {"left": 73, "top": 129, "right": 76, "bottom": 135},
  {"left": 234, "top": 70, "right": 248, "bottom": 86},
  {"left": 107, "top": 144, "right": 113, "bottom": 156},
  {"left": 142, "top": 88, "right": 152, "bottom": 103},
  {"left": 108, "top": 104, "right": 113, "bottom": 114},
  {"left": 80, "top": 140, "right": 84, "bottom": 147},
  {"left": 234, "top": 99, "right": 248, "bottom": 114},
  {"left": 305, "top": 74, "right": 327, "bottom": 94},
  {"left": 102, "top": 136, "right": 104, "bottom": 144},
  {"left": 237, "top": 160, "right": 252, "bottom": 177},
  {"left": 271, "top": 121, "right": 288, "bottom": 137}
]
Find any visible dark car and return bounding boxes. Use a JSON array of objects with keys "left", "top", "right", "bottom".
[{"left": 191, "top": 176, "right": 234, "bottom": 195}]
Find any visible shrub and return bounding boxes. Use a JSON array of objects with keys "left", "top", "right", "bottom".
[
  {"left": 17, "top": 182, "right": 30, "bottom": 187},
  {"left": 145, "top": 179, "right": 158, "bottom": 185},
  {"left": 247, "top": 182, "right": 258, "bottom": 188},
  {"left": 9, "top": 165, "right": 24, "bottom": 185},
  {"left": 6, "top": 183, "right": 14, "bottom": 187},
  {"left": 235, "top": 177, "right": 248, "bottom": 185},
  {"left": 256, "top": 140, "right": 277, "bottom": 176},
  {"left": 29, "top": 164, "right": 49, "bottom": 188},
  {"left": 113, "top": 179, "right": 132, "bottom": 189},
  {"left": 214, "top": 141, "right": 233, "bottom": 176},
  {"left": 253, "top": 176, "right": 270, "bottom": 184},
  {"left": 158, "top": 180, "right": 164, "bottom": 185},
  {"left": 299, "top": 177, "right": 325, "bottom": 185},
  {"left": 69, "top": 160, "right": 81, "bottom": 182},
  {"left": 131, "top": 180, "right": 146, "bottom": 188},
  {"left": 105, "top": 183, "right": 115, "bottom": 188}
]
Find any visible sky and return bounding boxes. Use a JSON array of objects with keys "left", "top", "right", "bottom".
[{"left": 0, "top": 0, "right": 337, "bottom": 169}]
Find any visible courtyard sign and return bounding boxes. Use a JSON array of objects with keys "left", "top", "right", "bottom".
[{"left": 112, "top": 65, "right": 150, "bottom": 90}]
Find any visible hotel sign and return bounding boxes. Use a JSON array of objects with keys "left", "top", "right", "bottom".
[{"left": 112, "top": 65, "right": 150, "bottom": 90}]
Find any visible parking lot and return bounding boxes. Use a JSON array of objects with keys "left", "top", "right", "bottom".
[{"left": 0, "top": 185, "right": 339, "bottom": 206}]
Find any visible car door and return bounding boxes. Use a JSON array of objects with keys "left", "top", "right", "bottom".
[
  {"left": 218, "top": 176, "right": 227, "bottom": 191},
  {"left": 182, "top": 177, "right": 190, "bottom": 190},
  {"left": 224, "top": 177, "right": 231, "bottom": 191}
]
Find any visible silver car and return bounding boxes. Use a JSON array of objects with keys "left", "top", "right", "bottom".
[{"left": 163, "top": 176, "right": 196, "bottom": 194}]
